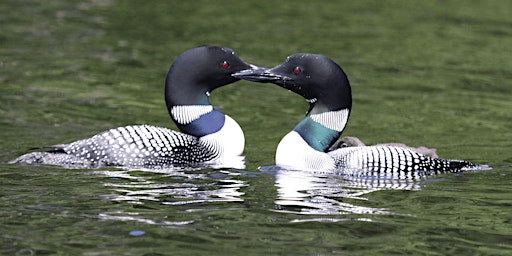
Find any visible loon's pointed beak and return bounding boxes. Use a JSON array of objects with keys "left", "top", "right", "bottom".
[{"left": 233, "top": 66, "right": 289, "bottom": 83}]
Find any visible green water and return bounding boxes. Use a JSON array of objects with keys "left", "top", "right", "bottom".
[{"left": 1, "top": 0, "right": 511, "bottom": 255}]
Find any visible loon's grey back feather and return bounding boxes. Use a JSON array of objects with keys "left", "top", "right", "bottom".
[
  {"left": 329, "top": 145, "right": 476, "bottom": 178},
  {"left": 12, "top": 125, "right": 219, "bottom": 168}
]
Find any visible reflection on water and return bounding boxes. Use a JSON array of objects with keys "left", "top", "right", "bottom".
[
  {"left": 95, "top": 168, "right": 246, "bottom": 204},
  {"left": 91, "top": 167, "right": 246, "bottom": 226},
  {"left": 261, "top": 166, "right": 422, "bottom": 217}
]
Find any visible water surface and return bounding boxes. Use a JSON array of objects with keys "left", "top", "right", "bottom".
[{"left": 1, "top": 1, "right": 511, "bottom": 255}]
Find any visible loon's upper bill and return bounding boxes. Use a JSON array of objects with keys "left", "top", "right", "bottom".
[
  {"left": 233, "top": 53, "right": 490, "bottom": 176},
  {"left": 11, "top": 46, "right": 261, "bottom": 169}
]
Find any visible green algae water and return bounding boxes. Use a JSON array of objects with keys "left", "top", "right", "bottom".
[{"left": 1, "top": 1, "right": 511, "bottom": 255}]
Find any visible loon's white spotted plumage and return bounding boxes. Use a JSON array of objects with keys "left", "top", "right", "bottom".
[
  {"left": 15, "top": 125, "right": 213, "bottom": 168},
  {"left": 233, "top": 53, "right": 488, "bottom": 176},
  {"left": 329, "top": 145, "right": 477, "bottom": 178},
  {"left": 11, "top": 46, "right": 256, "bottom": 169}
]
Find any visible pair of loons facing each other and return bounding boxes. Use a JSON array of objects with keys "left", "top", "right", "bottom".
[{"left": 11, "top": 46, "right": 488, "bottom": 177}]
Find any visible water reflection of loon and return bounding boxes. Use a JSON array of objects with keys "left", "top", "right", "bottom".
[
  {"left": 261, "top": 166, "right": 423, "bottom": 216},
  {"left": 96, "top": 168, "right": 246, "bottom": 204},
  {"left": 89, "top": 168, "right": 247, "bottom": 227}
]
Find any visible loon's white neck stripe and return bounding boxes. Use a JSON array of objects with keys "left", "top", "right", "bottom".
[
  {"left": 309, "top": 108, "right": 350, "bottom": 132},
  {"left": 171, "top": 105, "right": 213, "bottom": 125}
]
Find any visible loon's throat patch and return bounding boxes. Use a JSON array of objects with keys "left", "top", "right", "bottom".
[
  {"left": 309, "top": 108, "right": 349, "bottom": 132},
  {"left": 171, "top": 105, "right": 213, "bottom": 125}
]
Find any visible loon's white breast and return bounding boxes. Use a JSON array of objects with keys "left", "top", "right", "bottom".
[{"left": 276, "top": 131, "right": 335, "bottom": 172}]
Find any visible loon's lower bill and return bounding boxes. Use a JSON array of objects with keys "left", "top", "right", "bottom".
[
  {"left": 11, "top": 46, "right": 259, "bottom": 169},
  {"left": 233, "top": 53, "right": 490, "bottom": 176}
]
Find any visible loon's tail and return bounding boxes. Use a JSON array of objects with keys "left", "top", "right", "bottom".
[
  {"left": 9, "top": 151, "right": 94, "bottom": 168},
  {"left": 433, "top": 158, "right": 492, "bottom": 173}
]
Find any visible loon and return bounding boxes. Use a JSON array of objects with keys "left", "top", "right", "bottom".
[
  {"left": 233, "top": 53, "right": 485, "bottom": 176},
  {"left": 11, "top": 46, "right": 259, "bottom": 169}
]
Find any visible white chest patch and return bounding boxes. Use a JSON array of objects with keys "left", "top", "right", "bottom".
[
  {"left": 170, "top": 105, "right": 213, "bottom": 125},
  {"left": 276, "top": 131, "right": 335, "bottom": 171}
]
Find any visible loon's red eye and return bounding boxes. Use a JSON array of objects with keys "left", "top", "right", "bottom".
[
  {"left": 293, "top": 66, "right": 301, "bottom": 74},
  {"left": 221, "top": 61, "right": 230, "bottom": 69}
]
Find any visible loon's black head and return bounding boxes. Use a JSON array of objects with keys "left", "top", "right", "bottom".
[
  {"left": 165, "top": 46, "right": 259, "bottom": 106},
  {"left": 233, "top": 53, "right": 352, "bottom": 115}
]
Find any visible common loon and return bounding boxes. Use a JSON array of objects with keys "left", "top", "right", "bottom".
[
  {"left": 233, "top": 53, "right": 486, "bottom": 176},
  {"left": 11, "top": 46, "right": 258, "bottom": 169}
]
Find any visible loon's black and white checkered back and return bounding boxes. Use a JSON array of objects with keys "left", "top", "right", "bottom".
[
  {"left": 13, "top": 125, "right": 220, "bottom": 168},
  {"left": 329, "top": 145, "right": 477, "bottom": 179}
]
